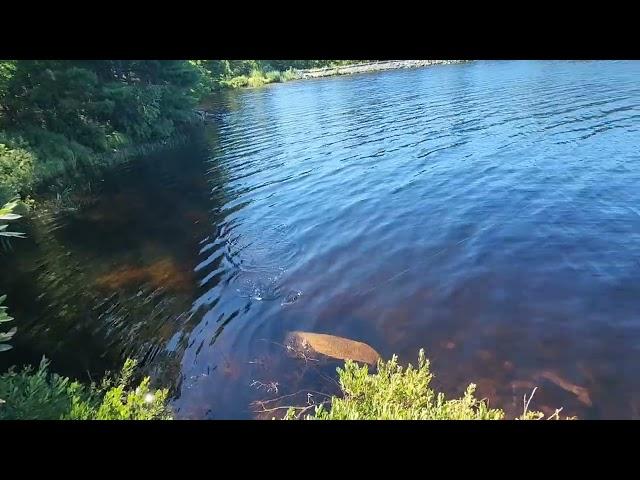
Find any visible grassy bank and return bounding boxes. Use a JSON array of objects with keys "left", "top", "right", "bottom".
[
  {"left": 198, "top": 60, "right": 366, "bottom": 91},
  {"left": 206, "top": 60, "right": 468, "bottom": 91},
  {"left": 219, "top": 68, "right": 299, "bottom": 89}
]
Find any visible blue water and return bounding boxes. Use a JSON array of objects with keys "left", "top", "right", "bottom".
[{"left": 3, "top": 61, "right": 639, "bottom": 418}]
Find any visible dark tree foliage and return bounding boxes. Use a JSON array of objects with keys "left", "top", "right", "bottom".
[
  {"left": 0, "top": 60, "right": 204, "bottom": 201},
  {"left": 1, "top": 60, "right": 201, "bottom": 146}
]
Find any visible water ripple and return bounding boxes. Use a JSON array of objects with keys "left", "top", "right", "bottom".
[{"left": 177, "top": 61, "right": 640, "bottom": 418}]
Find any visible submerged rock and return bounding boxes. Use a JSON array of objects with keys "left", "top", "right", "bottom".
[
  {"left": 94, "top": 258, "right": 192, "bottom": 293},
  {"left": 535, "top": 371, "right": 592, "bottom": 406},
  {"left": 285, "top": 331, "right": 381, "bottom": 366}
]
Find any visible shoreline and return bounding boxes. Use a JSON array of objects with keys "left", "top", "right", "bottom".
[
  {"left": 292, "top": 60, "right": 470, "bottom": 80},
  {"left": 195, "top": 60, "right": 471, "bottom": 117}
]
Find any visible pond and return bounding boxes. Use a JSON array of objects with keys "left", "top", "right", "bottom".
[{"left": 2, "top": 60, "right": 640, "bottom": 419}]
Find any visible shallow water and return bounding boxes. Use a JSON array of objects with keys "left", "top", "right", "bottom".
[{"left": 2, "top": 60, "right": 640, "bottom": 419}]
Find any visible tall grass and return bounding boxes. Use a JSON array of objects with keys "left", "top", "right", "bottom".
[{"left": 220, "top": 68, "right": 299, "bottom": 89}]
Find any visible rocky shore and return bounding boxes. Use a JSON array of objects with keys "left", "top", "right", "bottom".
[{"left": 294, "top": 60, "right": 469, "bottom": 79}]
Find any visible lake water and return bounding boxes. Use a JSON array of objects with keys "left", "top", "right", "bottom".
[{"left": 2, "top": 60, "right": 639, "bottom": 419}]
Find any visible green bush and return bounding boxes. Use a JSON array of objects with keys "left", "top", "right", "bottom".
[
  {"left": 17, "top": 128, "right": 95, "bottom": 186},
  {"left": 0, "top": 358, "right": 172, "bottom": 420},
  {"left": 288, "top": 350, "right": 564, "bottom": 420},
  {"left": 265, "top": 70, "right": 282, "bottom": 83},
  {"left": 220, "top": 75, "right": 249, "bottom": 89},
  {"left": 0, "top": 60, "right": 205, "bottom": 199},
  {"left": 0, "top": 142, "right": 35, "bottom": 203},
  {"left": 220, "top": 67, "right": 301, "bottom": 90},
  {"left": 278, "top": 69, "right": 298, "bottom": 82},
  {"left": 246, "top": 70, "right": 269, "bottom": 88},
  {"left": 220, "top": 70, "right": 274, "bottom": 89},
  {"left": 264, "top": 69, "right": 298, "bottom": 84},
  {"left": 292, "top": 350, "right": 505, "bottom": 420}
]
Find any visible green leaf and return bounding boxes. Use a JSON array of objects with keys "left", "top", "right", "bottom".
[
  {"left": 0, "top": 344, "right": 12, "bottom": 352},
  {"left": 0, "top": 201, "right": 19, "bottom": 215},
  {"left": 0, "top": 231, "right": 26, "bottom": 238},
  {"left": 0, "top": 327, "right": 17, "bottom": 341}
]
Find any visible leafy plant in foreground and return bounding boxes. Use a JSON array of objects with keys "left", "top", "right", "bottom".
[
  {"left": 0, "top": 357, "right": 172, "bottom": 420},
  {"left": 0, "top": 295, "right": 15, "bottom": 353},
  {"left": 0, "top": 200, "right": 25, "bottom": 240},
  {"left": 0, "top": 201, "right": 23, "bottom": 352},
  {"left": 286, "top": 349, "right": 570, "bottom": 420}
]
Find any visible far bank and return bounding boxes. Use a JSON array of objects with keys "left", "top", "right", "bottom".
[{"left": 293, "top": 60, "right": 469, "bottom": 80}]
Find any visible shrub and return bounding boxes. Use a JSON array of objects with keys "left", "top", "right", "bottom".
[
  {"left": 17, "top": 128, "right": 94, "bottom": 186},
  {"left": 292, "top": 350, "right": 505, "bottom": 420},
  {"left": 0, "top": 60, "right": 206, "bottom": 199},
  {"left": 278, "top": 68, "right": 298, "bottom": 82},
  {"left": 246, "top": 70, "right": 269, "bottom": 88},
  {"left": 220, "top": 75, "right": 250, "bottom": 89},
  {"left": 220, "top": 68, "right": 298, "bottom": 89},
  {"left": 264, "top": 69, "right": 297, "bottom": 84},
  {"left": 0, "top": 142, "right": 35, "bottom": 203},
  {"left": 288, "top": 349, "right": 566, "bottom": 420},
  {"left": 0, "top": 357, "right": 172, "bottom": 420},
  {"left": 265, "top": 70, "right": 282, "bottom": 83}
]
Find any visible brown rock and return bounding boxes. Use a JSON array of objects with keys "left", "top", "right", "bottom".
[
  {"left": 95, "top": 258, "right": 192, "bottom": 293},
  {"left": 535, "top": 371, "right": 592, "bottom": 406},
  {"left": 285, "top": 331, "right": 381, "bottom": 366}
]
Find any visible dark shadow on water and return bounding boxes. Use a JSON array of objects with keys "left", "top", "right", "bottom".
[{"left": 0, "top": 125, "right": 225, "bottom": 393}]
